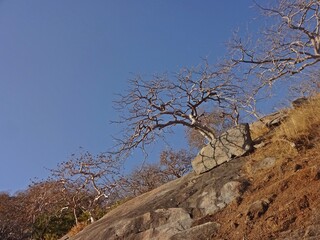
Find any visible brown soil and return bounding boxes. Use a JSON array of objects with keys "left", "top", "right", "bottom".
[{"left": 197, "top": 143, "right": 320, "bottom": 239}]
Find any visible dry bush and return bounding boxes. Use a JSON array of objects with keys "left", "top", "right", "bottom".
[{"left": 67, "top": 222, "right": 88, "bottom": 237}]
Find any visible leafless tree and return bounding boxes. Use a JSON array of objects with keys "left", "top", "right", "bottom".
[
  {"left": 112, "top": 62, "right": 246, "bottom": 157},
  {"left": 159, "top": 149, "right": 193, "bottom": 179},
  {"left": 50, "top": 151, "right": 120, "bottom": 224},
  {"left": 229, "top": 0, "right": 320, "bottom": 90}
]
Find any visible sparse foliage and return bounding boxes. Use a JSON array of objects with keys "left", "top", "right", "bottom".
[{"left": 26, "top": 180, "right": 75, "bottom": 239}]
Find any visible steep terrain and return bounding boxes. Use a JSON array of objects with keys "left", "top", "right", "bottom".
[
  {"left": 207, "top": 144, "right": 320, "bottom": 239},
  {"left": 64, "top": 96, "right": 320, "bottom": 240}
]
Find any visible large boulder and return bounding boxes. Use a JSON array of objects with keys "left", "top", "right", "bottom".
[
  {"left": 111, "top": 208, "right": 193, "bottom": 240},
  {"left": 170, "top": 222, "right": 220, "bottom": 240},
  {"left": 192, "top": 123, "right": 253, "bottom": 174}
]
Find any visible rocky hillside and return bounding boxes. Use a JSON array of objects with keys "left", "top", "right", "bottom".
[{"left": 64, "top": 96, "right": 320, "bottom": 240}]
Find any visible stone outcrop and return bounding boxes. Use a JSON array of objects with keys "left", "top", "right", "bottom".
[
  {"left": 192, "top": 123, "right": 253, "bottom": 174},
  {"left": 170, "top": 222, "right": 220, "bottom": 240},
  {"left": 66, "top": 156, "right": 250, "bottom": 240},
  {"left": 64, "top": 124, "right": 253, "bottom": 240},
  {"left": 111, "top": 208, "right": 193, "bottom": 240}
]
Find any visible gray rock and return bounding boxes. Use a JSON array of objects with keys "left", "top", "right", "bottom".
[
  {"left": 68, "top": 157, "right": 249, "bottom": 240},
  {"left": 251, "top": 157, "right": 277, "bottom": 173},
  {"left": 197, "top": 189, "right": 219, "bottom": 215},
  {"left": 292, "top": 97, "right": 308, "bottom": 108},
  {"left": 113, "top": 208, "right": 193, "bottom": 240},
  {"left": 170, "top": 222, "right": 220, "bottom": 240},
  {"left": 218, "top": 181, "right": 242, "bottom": 207},
  {"left": 196, "top": 181, "right": 246, "bottom": 216},
  {"left": 192, "top": 123, "right": 253, "bottom": 174},
  {"left": 246, "top": 199, "right": 270, "bottom": 221}
]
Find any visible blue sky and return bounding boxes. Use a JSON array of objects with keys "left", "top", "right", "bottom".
[{"left": 0, "top": 0, "right": 259, "bottom": 193}]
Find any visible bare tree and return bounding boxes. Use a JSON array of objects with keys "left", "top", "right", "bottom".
[
  {"left": 289, "top": 69, "right": 320, "bottom": 97},
  {"left": 118, "top": 164, "right": 165, "bottom": 197},
  {"left": 229, "top": 0, "right": 320, "bottom": 89},
  {"left": 26, "top": 180, "right": 75, "bottom": 239},
  {"left": 112, "top": 62, "right": 245, "bottom": 157},
  {"left": 50, "top": 151, "right": 120, "bottom": 224},
  {"left": 118, "top": 149, "right": 192, "bottom": 197},
  {"left": 0, "top": 183, "right": 75, "bottom": 240},
  {"left": 159, "top": 149, "right": 193, "bottom": 179},
  {"left": 0, "top": 192, "right": 30, "bottom": 240}
]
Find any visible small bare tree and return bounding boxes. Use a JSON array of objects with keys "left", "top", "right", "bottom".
[
  {"left": 118, "top": 149, "right": 192, "bottom": 197},
  {"left": 185, "top": 108, "right": 234, "bottom": 151},
  {"left": 112, "top": 62, "right": 245, "bottom": 157},
  {"left": 118, "top": 164, "right": 165, "bottom": 197},
  {"left": 159, "top": 149, "right": 193, "bottom": 179},
  {"left": 50, "top": 151, "right": 120, "bottom": 224},
  {"left": 229, "top": 0, "right": 320, "bottom": 88}
]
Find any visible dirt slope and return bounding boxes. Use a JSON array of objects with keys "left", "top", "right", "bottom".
[{"left": 205, "top": 144, "right": 320, "bottom": 239}]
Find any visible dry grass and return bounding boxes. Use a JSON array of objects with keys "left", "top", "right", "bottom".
[
  {"left": 245, "top": 140, "right": 298, "bottom": 176},
  {"left": 274, "top": 94, "right": 320, "bottom": 144},
  {"left": 260, "top": 139, "right": 298, "bottom": 159},
  {"left": 246, "top": 94, "right": 320, "bottom": 175},
  {"left": 250, "top": 95, "right": 320, "bottom": 144}
]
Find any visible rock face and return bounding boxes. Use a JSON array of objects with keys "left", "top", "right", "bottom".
[
  {"left": 192, "top": 123, "right": 253, "bottom": 174},
  {"left": 170, "top": 222, "right": 220, "bottom": 240},
  {"left": 66, "top": 157, "right": 250, "bottom": 240}
]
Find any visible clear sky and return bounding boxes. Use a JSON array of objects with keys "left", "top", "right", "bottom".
[{"left": 0, "top": 0, "right": 258, "bottom": 193}]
